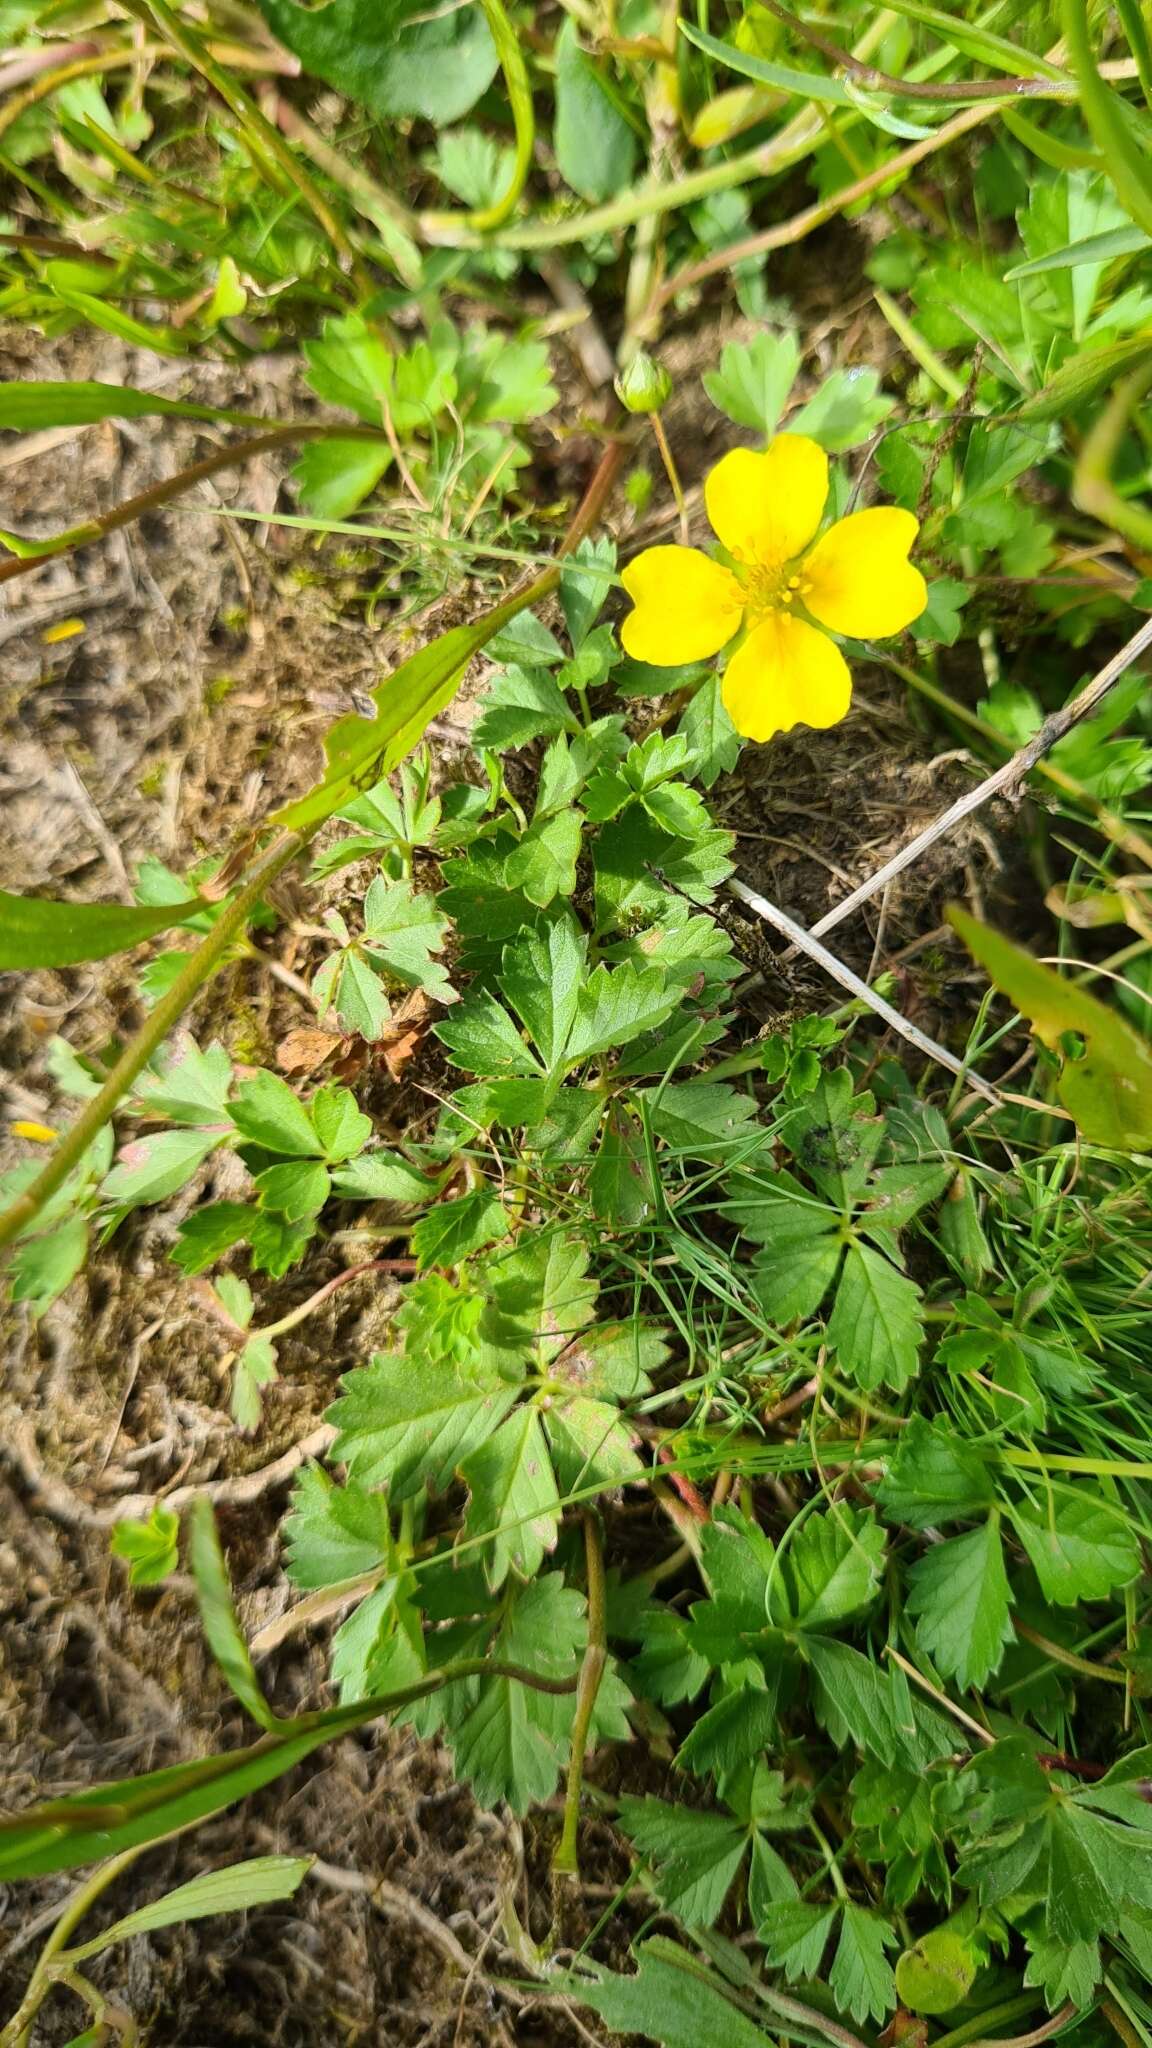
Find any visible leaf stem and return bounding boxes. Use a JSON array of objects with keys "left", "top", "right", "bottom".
[
  {"left": 0, "top": 424, "right": 389, "bottom": 585},
  {"left": 2, "top": 1845, "right": 146, "bottom": 2048},
  {"left": 553, "top": 1511, "right": 608, "bottom": 1878}
]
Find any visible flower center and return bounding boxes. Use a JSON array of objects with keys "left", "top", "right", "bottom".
[{"left": 736, "top": 556, "right": 811, "bottom": 621}]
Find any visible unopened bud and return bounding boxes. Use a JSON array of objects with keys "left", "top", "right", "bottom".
[{"left": 615, "top": 350, "right": 672, "bottom": 414}]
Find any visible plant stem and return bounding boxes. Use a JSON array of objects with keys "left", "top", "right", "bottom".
[
  {"left": 471, "top": 0, "right": 535, "bottom": 230},
  {"left": 650, "top": 411, "right": 689, "bottom": 542},
  {"left": 0, "top": 832, "right": 308, "bottom": 1253},
  {"left": 249, "top": 1257, "right": 416, "bottom": 1342},
  {"left": 1013, "top": 1621, "right": 1130, "bottom": 1684},
  {"left": 3, "top": 1845, "right": 146, "bottom": 2048},
  {"left": 0, "top": 424, "right": 389, "bottom": 586},
  {"left": 553, "top": 1511, "right": 608, "bottom": 1877}
]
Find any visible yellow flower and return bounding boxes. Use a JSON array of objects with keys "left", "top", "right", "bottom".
[{"left": 620, "top": 435, "right": 927, "bottom": 743}]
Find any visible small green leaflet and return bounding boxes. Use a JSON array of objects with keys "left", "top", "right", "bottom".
[
  {"left": 907, "top": 1518, "right": 1014, "bottom": 1690},
  {"left": 760, "top": 1899, "right": 898, "bottom": 2024},
  {"left": 572, "top": 1939, "right": 777, "bottom": 2048},
  {"left": 1010, "top": 1491, "right": 1140, "bottom": 1605}
]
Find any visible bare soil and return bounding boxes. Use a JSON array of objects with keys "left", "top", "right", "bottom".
[{"left": 0, "top": 298, "right": 1014, "bottom": 2043}]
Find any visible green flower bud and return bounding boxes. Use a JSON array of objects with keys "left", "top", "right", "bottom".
[{"left": 615, "top": 350, "right": 672, "bottom": 414}]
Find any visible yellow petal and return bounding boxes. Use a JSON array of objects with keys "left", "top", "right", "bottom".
[
  {"left": 802, "top": 506, "right": 927, "bottom": 638},
  {"left": 704, "top": 437, "right": 829, "bottom": 569},
  {"left": 721, "top": 610, "right": 852, "bottom": 743},
  {"left": 620, "top": 545, "right": 744, "bottom": 665}
]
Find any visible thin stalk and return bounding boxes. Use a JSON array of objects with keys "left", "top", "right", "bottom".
[
  {"left": 3, "top": 1845, "right": 146, "bottom": 2048},
  {"left": 0, "top": 832, "right": 308, "bottom": 1253},
  {"left": 1014, "top": 1621, "right": 1130, "bottom": 1684},
  {"left": 0, "top": 49, "right": 160, "bottom": 145},
  {"left": 0, "top": 424, "right": 390, "bottom": 586},
  {"left": 650, "top": 412, "right": 688, "bottom": 542},
  {"left": 471, "top": 0, "right": 535, "bottom": 230},
  {"left": 553, "top": 1511, "right": 608, "bottom": 1877}
]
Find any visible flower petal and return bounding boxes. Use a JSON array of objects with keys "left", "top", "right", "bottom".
[
  {"left": 620, "top": 545, "right": 744, "bottom": 665},
  {"left": 704, "top": 437, "right": 829, "bottom": 568},
  {"left": 802, "top": 506, "right": 927, "bottom": 639},
  {"left": 721, "top": 611, "right": 852, "bottom": 743}
]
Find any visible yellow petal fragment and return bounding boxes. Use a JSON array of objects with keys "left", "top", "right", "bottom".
[
  {"left": 721, "top": 611, "right": 852, "bottom": 743},
  {"left": 620, "top": 545, "right": 744, "bottom": 665},
  {"left": 802, "top": 506, "right": 927, "bottom": 639},
  {"left": 704, "top": 437, "right": 829, "bottom": 569}
]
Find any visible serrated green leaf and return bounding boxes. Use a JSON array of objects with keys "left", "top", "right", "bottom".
[
  {"left": 293, "top": 436, "right": 392, "bottom": 519},
  {"left": 759, "top": 1900, "right": 840, "bottom": 1978},
  {"left": 230, "top": 1071, "right": 320, "bottom": 1157},
  {"left": 329, "top": 1350, "right": 518, "bottom": 1500},
  {"left": 618, "top": 1798, "right": 749, "bottom": 1927},
  {"left": 1011, "top": 1491, "right": 1140, "bottom": 1605},
  {"left": 830, "top": 1903, "right": 898, "bottom": 2025},
  {"left": 111, "top": 1506, "right": 180, "bottom": 1588},
  {"left": 447, "top": 1575, "right": 582, "bottom": 1811},
  {"left": 331, "top": 1151, "right": 441, "bottom": 1203},
  {"left": 828, "top": 1243, "right": 923, "bottom": 1391},
  {"left": 284, "top": 1467, "right": 393, "bottom": 1590},
  {"left": 411, "top": 1188, "right": 509, "bottom": 1270},
  {"left": 701, "top": 332, "right": 801, "bottom": 433},
  {"left": 253, "top": 1159, "right": 330, "bottom": 1221},
  {"left": 437, "top": 992, "right": 543, "bottom": 1078},
  {"left": 472, "top": 663, "right": 578, "bottom": 749},
  {"left": 572, "top": 1942, "right": 777, "bottom": 2048},
  {"left": 504, "top": 809, "right": 583, "bottom": 908},
  {"left": 875, "top": 1417, "right": 996, "bottom": 1528},
  {"left": 777, "top": 1510, "right": 886, "bottom": 1631},
  {"left": 908, "top": 1520, "right": 1014, "bottom": 1690},
  {"left": 565, "top": 962, "right": 681, "bottom": 1064},
  {"left": 461, "top": 1407, "right": 561, "bottom": 1586}
]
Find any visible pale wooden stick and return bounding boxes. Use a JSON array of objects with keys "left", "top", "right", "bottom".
[{"left": 728, "top": 877, "right": 1003, "bottom": 1103}]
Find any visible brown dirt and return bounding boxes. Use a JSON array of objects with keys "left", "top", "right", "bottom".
[{"left": 0, "top": 301, "right": 1010, "bottom": 2044}]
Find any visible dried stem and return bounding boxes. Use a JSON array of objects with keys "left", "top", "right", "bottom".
[{"left": 553, "top": 1512, "right": 608, "bottom": 1878}]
